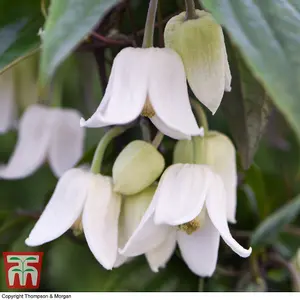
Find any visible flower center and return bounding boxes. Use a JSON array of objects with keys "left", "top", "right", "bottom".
[
  {"left": 178, "top": 218, "right": 201, "bottom": 235},
  {"left": 178, "top": 208, "right": 206, "bottom": 235},
  {"left": 141, "top": 97, "right": 155, "bottom": 118},
  {"left": 72, "top": 217, "right": 83, "bottom": 236}
]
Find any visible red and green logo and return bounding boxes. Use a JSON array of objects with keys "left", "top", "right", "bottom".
[{"left": 3, "top": 252, "right": 43, "bottom": 289}]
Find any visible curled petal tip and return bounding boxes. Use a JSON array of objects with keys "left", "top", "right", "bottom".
[
  {"left": 79, "top": 117, "right": 86, "bottom": 127},
  {"left": 240, "top": 247, "right": 252, "bottom": 258}
]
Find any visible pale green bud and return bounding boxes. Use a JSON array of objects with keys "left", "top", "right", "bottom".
[
  {"left": 119, "top": 185, "right": 156, "bottom": 244},
  {"left": 113, "top": 140, "right": 165, "bottom": 195},
  {"left": 164, "top": 10, "right": 231, "bottom": 114}
]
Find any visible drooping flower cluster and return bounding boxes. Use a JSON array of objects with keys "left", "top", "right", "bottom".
[{"left": 0, "top": 8, "right": 252, "bottom": 277}]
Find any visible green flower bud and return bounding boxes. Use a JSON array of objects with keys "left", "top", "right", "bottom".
[
  {"left": 119, "top": 185, "right": 156, "bottom": 244},
  {"left": 164, "top": 10, "right": 231, "bottom": 114},
  {"left": 113, "top": 140, "right": 165, "bottom": 195}
]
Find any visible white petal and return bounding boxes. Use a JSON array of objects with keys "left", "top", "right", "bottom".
[
  {"left": 0, "top": 69, "right": 16, "bottom": 134},
  {"left": 82, "top": 175, "right": 121, "bottom": 270},
  {"left": 146, "top": 229, "right": 176, "bottom": 272},
  {"left": 48, "top": 108, "right": 85, "bottom": 177},
  {"left": 205, "top": 132, "right": 237, "bottom": 223},
  {"left": 154, "top": 164, "right": 213, "bottom": 226},
  {"left": 223, "top": 43, "right": 232, "bottom": 92},
  {"left": 147, "top": 48, "right": 202, "bottom": 138},
  {"left": 80, "top": 47, "right": 147, "bottom": 127},
  {"left": 114, "top": 254, "right": 130, "bottom": 268},
  {"left": 0, "top": 105, "right": 54, "bottom": 179},
  {"left": 25, "top": 168, "right": 88, "bottom": 246},
  {"left": 120, "top": 196, "right": 171, "bottom": 257},
  {"left": 206, "top": 173, "right": 252, "bottom": 258},
  {"left": 151, "top": 115, "right": 204, "bottom": 140},
  {"left": 177, "top": 217, "right": 220, "bottom": 277}
]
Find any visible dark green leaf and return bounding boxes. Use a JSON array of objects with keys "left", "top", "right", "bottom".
[
  {"left": 25, "top": 268, "right": 35, "bottom": 272},
  {"left": 251, "top": 194, "right": 300, "bottom": 247},
  {"left": 0, "top": 0, "right": 43, "bottom": 72},
  {"left": 25, "top": 257, "right": 37, "bottom": 261},
  {"left": 9, "top": 257, "right": 21, "bottom": 261},
  {"left": 11, "top": 268, "right": 22, "bottom": 272},
  {"left": 222, "top": 39, "right": 272, "bottom": 169},
  {"left": 40, "top": 0, "right": 119, "bottom": 87},
  {"left": 201, "top": 0, "right": 300, "bottom": 151}
]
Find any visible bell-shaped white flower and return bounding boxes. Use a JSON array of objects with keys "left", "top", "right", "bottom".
[
  {"left": 0, "top": 69, "right": 17, "bottom": 134},
  {"left": 80, "top": 47, "right": 203, "bottom": 140},
  {"left": 164, "top": 10, "right": 231, "bottom": 114},
  {"left": 0, "top": 104, "right": 85, "bottom": 179},
  {"left": 25, "top": 168, "right": 121, "bottom": 270},
  {"left": 118, "top": 185, "right": 176, "bottom": 272},
  {"left": 120, "top": 164, "right": 251, "bottom": 277},
  {"left": 174, "top": 131, "right": 237, "bottom": 223}
]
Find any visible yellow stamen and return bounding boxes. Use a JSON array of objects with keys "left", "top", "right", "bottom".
[
  {"left": 141, "top": 97, "right": 155, "bottom": 118},
  {"left": 178, "top": 218, "right": 201, "bottom": 235},
  {"left": 72, "top": 217, "right": 83, "bottom": 236}
]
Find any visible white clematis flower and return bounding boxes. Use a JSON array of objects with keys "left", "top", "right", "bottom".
[
  {"left": 120, "top": 164, "right": 251, "bottom": 277},
  {"left": 164, "top": 10, "right": 231, "bottom": 114},
  {"left": 117, "top": 185, "right": 176, "bottom": 272},
  {"left": 80, "top": 47, "right": 203, "bottom": 140},
  {"left": 173, "top": 131, "right": 237, "bottom": 223},
  {"left": 25, "top": 168, "right": 121, "bottom": 270},
  {"left": 0, "top": 69, "right": 17, "bottom": 134},
  {"left": 0, "top": 104, "right": 85, "bottom": 179}
]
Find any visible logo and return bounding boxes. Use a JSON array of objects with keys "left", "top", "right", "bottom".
[{"left": 3, "top": 252, "right": 43, "bottom": 289}]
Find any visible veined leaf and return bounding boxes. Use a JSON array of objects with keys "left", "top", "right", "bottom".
[
  {"left": 0, "top": 0, "right": 43, "bottom": 73},
  {"left": 201, "top": 0, "right": 300, "bottom": 148},
  {"left": 251, "top": 194, "right": 300, "bottom": 247},
  {"left": 40, "top": 0, "right": 119, "bottom": 87},
  {"left": 222, "top": 39, "right": 272, "bottom": 169}
]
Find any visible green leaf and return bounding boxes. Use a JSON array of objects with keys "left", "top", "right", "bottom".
[
  {"left": 201, "top": 0, "right": 300, "bottom": 150},
  {"left": 0, "top": 0, "right": 43, "bottom": 72},
  {"left": 25, "top": 257, "right": 37, "bottom": 261},
  {"left": 40, "top": 0, "right": 119, "bottom": 87},
  {"left": 25, "top": 268, "right": 35, "bottom": 272},
  {"left": 9, "top": 257, "right": 21, "bottom": 261},
  {"left": 251, "top": 194, "right": 300, "bottom": 247},
  {"left": 221, "top": 39, "right": 272, "bottom": 169},
  {"left": 11, "top": 268, "right": 22, "bottom": 272}
]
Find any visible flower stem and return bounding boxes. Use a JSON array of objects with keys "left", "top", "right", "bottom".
[
  {"left": 152, "top": 130, "right": 164, "bottom": 148},
  {"left": 142, "top": 0, "right": 159, "bottom": 48},
  {"left": 191, "top": 99, "right": 209, "bottom": 134},
  {"left": 185, "top": 0, "right": 198, "bottom": 20},
  {"left": 90, "top": 126, "right": 127, "bottom": 174}
]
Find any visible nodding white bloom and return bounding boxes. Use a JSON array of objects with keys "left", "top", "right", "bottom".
[
  {"left": 174, "top": 131, "right": 237, "bottom": 223},
  {"left": 118, "top": 185, "right": 176, "bottom": 272},
  {"left": 0, "top": 104, "right": 85, "bottom": 179},
  {"left": 120, "top": 164, "right": 251, "bottom": 277},
  {"left": 0, "top": 69, "right": 17, "bottom": 134},
  {"left": 164, "top": 10, "right": 231, "bottom": 114},
  {"left": 80, "top": 47, "right": 203, "bottom": 140},
  {"left": 25, "top": 168, "right": 121, "bottom": 270}
]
